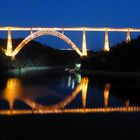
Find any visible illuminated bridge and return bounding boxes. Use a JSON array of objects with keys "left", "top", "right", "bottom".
[{"left": 1, "top": 26, "right": 140, "bottom": 58}]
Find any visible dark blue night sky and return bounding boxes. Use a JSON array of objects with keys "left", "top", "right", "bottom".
[{"left": 0, "top": 0, "right": 140, "bottom": 51}]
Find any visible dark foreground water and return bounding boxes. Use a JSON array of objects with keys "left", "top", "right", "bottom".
[{"left": 0, "top": 70, "right": 140, "bottom": 139}]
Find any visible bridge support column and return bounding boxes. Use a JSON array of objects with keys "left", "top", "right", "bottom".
[
  {"left": 5, "top": 27, "right": 13, "bottom": 56},
  {"left": 126, "top": 31, "right": 131, "bottom": 43},
  {"left": 62, "top": 29, "right": 64, "bottom": 35},
  {"left": 104, "top": 31, "right": 110, "bottom": 51},
  {"left": 82, "top": 30, "right": 87, "bottom": 56},
  {"left": 30, "top": 29, "right": 33, "bottom": 35},
  {"left": 104, "top": 83, "right": 110, "bottom": 108}
]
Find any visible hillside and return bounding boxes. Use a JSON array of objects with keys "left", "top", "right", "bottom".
[
  {"left": 0, "top": 38, "right": 81, "bottom": 73},
  {"left": 81, "top": 36, "right": 140, "bottom": 72},
  {"left": 1, "top": 36, "right": 140, "bottom": 74}
]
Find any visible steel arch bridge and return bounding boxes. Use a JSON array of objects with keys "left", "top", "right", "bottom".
[
  {"left": 2, "top": 26, "right": 140, "bottom": 58},
  {"left": 11, "top": 29, "right": 83, "bottom": 57}
]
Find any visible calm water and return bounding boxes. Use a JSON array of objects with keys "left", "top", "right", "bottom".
[
  {"left": 0, "top": 71, "right": 140, "bottom": 138},
  {"left": 0, "top": 71, "right": 140, "bottom": 113}
]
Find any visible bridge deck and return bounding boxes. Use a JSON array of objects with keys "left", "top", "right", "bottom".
[{"left": 0, "top": 27, "right": 140, "bottom": 32}]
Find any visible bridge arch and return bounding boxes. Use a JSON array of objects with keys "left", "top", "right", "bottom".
[{"left": 11, "top": 29, "right": 83, "bottom": 57}]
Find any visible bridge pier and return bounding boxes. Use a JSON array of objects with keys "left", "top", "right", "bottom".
[
  {"left": 11, "top": 56, "right": 15, "bottom": 61},
  {"left": 82, "top": 30, "right": 87, "bottom": 56},
  {"left": 126, "top": 31, "right": 131, "bottom": 43},
  {"left": 30, "top": 28, "right": 33, "bottom": 35},
  {"left": 61, "top": 29, "right": 64, "bottom": 35},
  {"left": 104, "top": 31, "right": 110, "bottom": 51},
  {"left": 5, "top": 27, "right": 13, "bottom": 56}
]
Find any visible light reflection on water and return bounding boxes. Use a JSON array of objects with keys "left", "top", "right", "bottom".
[
  {"left": 2, "top": 78, "right": 23, "bottom": 110},
  {"left": 0, "top": 73, "right": 140, "bottom": 115}
]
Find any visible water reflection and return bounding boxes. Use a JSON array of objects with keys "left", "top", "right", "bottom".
[
  {"left": 0, "top": 75, "right": 140, "bottom": 115},
  {"left": 68, "top": 74, "right": 81, "bottom": 89},
  {"left": 68, "top": 76, "right": 75, "bottom": 89},
  {"left": 22, "top": 77, "right": 88, "bottom": 110},
  {"left": 125, "top": 100, "right": 130, "bottom": 108},
  {"left": 104, "top": 83, "right": 110, "bottom": 108},
  {"left": 81, "top": 77, "right": 88, "bottom": 109},
  {"left": 2, "top": 78, "right": 22, "bottom": 110}
]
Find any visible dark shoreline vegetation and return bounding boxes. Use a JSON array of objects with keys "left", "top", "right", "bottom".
[
  {"left": 81, "top": 36, "right": 140, "bottom": 72},
  {"left": 1, "top": 36, "right": 140, "bottom": 77},
  {"left": 0, "top": 38, "right": 81, "bottom": 74}
]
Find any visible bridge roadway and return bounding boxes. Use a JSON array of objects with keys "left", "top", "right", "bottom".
[
  {"left": 0, "top": 106, "right": 140, "bottom": 115},
  {"left": 1, "top": 27, "right": 140, "bottom": 32}
]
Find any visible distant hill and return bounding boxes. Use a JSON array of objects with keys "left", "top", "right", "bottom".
[
  {"left": 81, "top": 36, "right": 140, "bottom": 72},
  {"left": 1, "top": 36, "right": 140, "bottom": 74},
  {"left": 0, "top": 38, "right": 81, "bottom": 73}
]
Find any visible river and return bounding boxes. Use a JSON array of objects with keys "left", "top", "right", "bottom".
[{"left": 0, "top": 70, "right": 140, "bottom": 138}]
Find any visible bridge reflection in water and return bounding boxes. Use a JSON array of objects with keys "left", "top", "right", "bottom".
[{"left": 0, "top": 77, "right": 140, "bottom": 115}]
